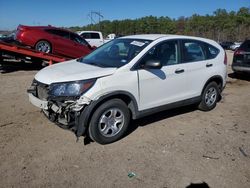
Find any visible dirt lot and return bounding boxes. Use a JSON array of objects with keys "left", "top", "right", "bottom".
[{"left": 0, "top": 52, "right": 249, "bottom": 188}]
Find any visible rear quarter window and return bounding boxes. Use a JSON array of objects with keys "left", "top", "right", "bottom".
[
  {"left": 206, "top": 44, "right": 220, "bottom": 59},
  {"left": 45, "top": 29, "right": 70, "bottom": 39}
]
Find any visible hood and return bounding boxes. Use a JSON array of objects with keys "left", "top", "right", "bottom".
[{"left": 35, "top": 59, "right": 117, "bottom": 84}]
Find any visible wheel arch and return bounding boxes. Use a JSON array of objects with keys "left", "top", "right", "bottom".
[
  {"left": 203, "top": 75, "right": 223, "bottom": 91},
  {"left": 77, "top": 91, "right": 139, "bottom": 137},
  {"left": 201, "top": 75, "right": 223, "bottom": 99},
  {"left": 91, "top": 91, "right": 138, "bottom": 119}
]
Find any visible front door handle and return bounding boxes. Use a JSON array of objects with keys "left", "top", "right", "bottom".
[
  {"left": 175, "top": 69, "right": 184, "bottom": 74},
  {"left": 206, "top": 63, "right": 213, "bottom": 67}
]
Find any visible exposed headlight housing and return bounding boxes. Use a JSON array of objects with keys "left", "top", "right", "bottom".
[{"left": 49, "top": 79, "right": 96, "bottom": 97}]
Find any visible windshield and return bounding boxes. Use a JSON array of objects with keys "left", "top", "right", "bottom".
[{"left": 79, "top": 38, "right": 152, "bottom": 68}]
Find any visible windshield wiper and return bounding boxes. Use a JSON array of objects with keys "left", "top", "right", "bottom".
[{"left": 88, "top": 62, "right": 101, "bottom": 67}]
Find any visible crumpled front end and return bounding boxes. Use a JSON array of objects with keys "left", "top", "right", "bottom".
[{"left": 27, "top": 79, "right": 91, "bottom": 135}]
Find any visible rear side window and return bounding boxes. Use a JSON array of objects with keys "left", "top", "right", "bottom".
[
  {"left": 182, "top": 40, "right": 205, "bottom": 62},
  {"left": 45, "top": 29, "right": 70, "bottom": 39},
  {"left": 81, "top": 33, "right": 90, "bottom": 39},
  {"left": 239, "top": 40, "right": 250, "bottom": 52},
  {"left": 90, "top": 33, "right": 101, "bottom": 39},
  {"left": 81, "top": 32, "right": 100, "bottom": 39}
]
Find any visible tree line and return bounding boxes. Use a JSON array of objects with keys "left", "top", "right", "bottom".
[{"left": 69, "top": 7, "right": 250, "bottom": 42}]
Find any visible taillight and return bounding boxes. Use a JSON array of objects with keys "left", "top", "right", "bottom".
[
  {"left": 224, "top": 51, "right": 227, "bottom": 65},
  {"left": 234, "top": 49, "right": 245, "bottom": 55}
]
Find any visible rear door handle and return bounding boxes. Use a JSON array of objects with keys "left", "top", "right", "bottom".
[
  {"left": 175, "top": 69, "right": 184, "bottom": 74},
  {"left": 206, "top": 63, "right": 213, "bottom": 67}
]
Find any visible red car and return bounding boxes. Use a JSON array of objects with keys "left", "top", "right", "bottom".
[{"left": 15, "top": 25, "right": 93, "bottom": 58}]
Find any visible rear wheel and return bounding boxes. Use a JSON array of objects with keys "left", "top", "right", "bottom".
[
  {"left": 198, "top": 82, "right": 220, "bottom": 111},
  {"left": 88, "top": 99, "right": 130, "bottom": 144},
  {"left": 35, "top": 40, "right": 52, "bottom": 53}
]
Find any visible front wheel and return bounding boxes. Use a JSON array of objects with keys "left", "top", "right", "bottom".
[
  {"left": 198, "top": 82, "right": 220, "bottom": 111},
  {"left": 88, "top": 99, "right": 130, "bottom": 144}
]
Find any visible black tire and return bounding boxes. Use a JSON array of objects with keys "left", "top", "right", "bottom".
[
  {"left": 88, "top": 99, "right": 130, "bottom": 144},
  {"left": 35, "top": 40, "right": 52, "bottom": 53},
  {"left": 198, "top": 82, "right": 220, "bottom": 111}
]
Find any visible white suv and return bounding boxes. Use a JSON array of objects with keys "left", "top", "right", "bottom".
[{"left": 28, "top": 34, "right": 227, "bottom": 144}]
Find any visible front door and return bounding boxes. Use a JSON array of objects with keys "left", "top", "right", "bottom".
[{"left": 137, "top": 40, "right": 189, "bottom": 111}]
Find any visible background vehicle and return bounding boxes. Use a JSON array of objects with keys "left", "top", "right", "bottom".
[
  {"left": 0, "top": 32, "right": 15, "bottom": 43},
  {"left": 220, "top": 41, "right": 234, "bottom": 50},
  {"left": 28, "top": 34, "right": 227, "bottom": 144},
  {"left": 230, "top": 42, "right": 242, "bottom": 51},
  {"left": 232, "top": 39, "right": 250, "bottom": 74},
  {"left": 15, "top": 25, "right": 93, "bottom": 58},
  {"left": 77, "top": 31, "right": 114, "bottom": 47}
]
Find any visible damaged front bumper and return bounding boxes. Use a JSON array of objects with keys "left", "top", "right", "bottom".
[
  {"left": 27, "top": 83, "right": 92, "bottom": 137},
  {"left": 28, "top": 93, "right": 48, "bottom": 110}
]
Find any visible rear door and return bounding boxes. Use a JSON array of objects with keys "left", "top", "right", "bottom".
[{"left": 180, "top": 39, "right": 218, "bottom": 98}]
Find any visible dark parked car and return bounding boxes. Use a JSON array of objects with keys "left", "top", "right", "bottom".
[
  {"left": 232, "top": 39, "right": 250, "bottom": 74},
  {"left": 0, "top": 33, "right": 15, "bottom": 43},
  {"left": 15, "top": 25, "right": 93, "bottom": 58},
  {"left": 220, "top": 41, "right": 234, "bottom": 50}
]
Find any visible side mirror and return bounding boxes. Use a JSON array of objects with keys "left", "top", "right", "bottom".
[{"left": 144, "top": 60, "right": 162, "bottom": 69}]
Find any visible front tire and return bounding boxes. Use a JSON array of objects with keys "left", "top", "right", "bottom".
[
  {"left": 198, "top": 82, "right": 220, "bottom": 111},
  {"left": 88, "top": 99, "right": 130, "bottom": 144},
  {"left": 35, "top": 40, "right": 52, "bottom": 53}
]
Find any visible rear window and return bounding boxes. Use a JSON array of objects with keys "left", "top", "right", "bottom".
[{"left": 239, "top": 40, "right": 250, "bottom": 52}]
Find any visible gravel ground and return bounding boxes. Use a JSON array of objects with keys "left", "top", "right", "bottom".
[{"left": 0, "top": 51, "right": 249, "bottom": 188}]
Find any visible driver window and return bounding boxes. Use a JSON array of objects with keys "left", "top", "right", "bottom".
[{"left": 140, "top": 40, "right": 178, "bottom": 66}]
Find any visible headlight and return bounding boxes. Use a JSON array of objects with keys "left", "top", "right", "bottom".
[{"left": 49, "top": 79, "right": 96, "bottom": 97}]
